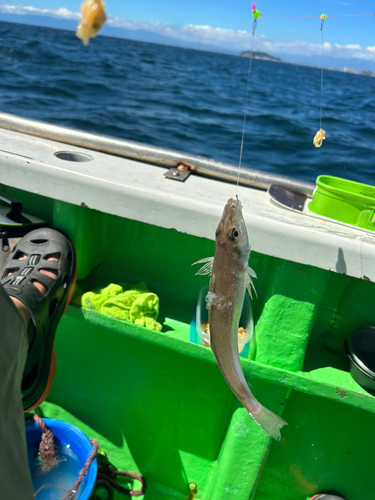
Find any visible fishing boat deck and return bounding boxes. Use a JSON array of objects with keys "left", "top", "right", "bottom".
[
  {"left": 0, "top": 126, "right": 374, "bottom": 282},
  {"left": 2, "top": 123, "right": 375, "bottom": 500}
]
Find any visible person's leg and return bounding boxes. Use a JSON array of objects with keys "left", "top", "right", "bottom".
[
  {"left": 0, "top": 285, "right": 34, "bottom": 499},
  {"left": 0, "top": 228, "right": 76, "bottom": 498}
]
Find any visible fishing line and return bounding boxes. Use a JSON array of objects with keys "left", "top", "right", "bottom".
[
  {"left": 234, "top": 7, "right": 372, "bottom": 167},
  {"left": 319, "top": 16, "right": 325, "bottom": 131},
  {"left": 262, "top": 13, "right": 375, "bottom": 17},
  {"left": 236, "top": 4, "right": 261, "bottom": 197},
  {"left": 236, "top": 36, "right": 254, "bottom": 196},
  {"left": 313, "top": 14, "right": 326, "bottom": 148}
]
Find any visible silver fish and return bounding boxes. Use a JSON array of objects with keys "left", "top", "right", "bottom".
[{"left": 193, "top": 197, "right": 287, "bottom": 441}]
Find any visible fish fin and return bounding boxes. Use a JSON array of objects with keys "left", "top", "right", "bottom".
[
  {"left": 245, "top": 266, "right": 258, "bottom": 299},
  {"left": 250, "top": 405, "right": 288, "bottom": 441},
  {"left": 192, "top": 257, "right": 214, "bottom": 276},
  {"left": 247, "top": 266, "right": 257, "bottom": 279}
]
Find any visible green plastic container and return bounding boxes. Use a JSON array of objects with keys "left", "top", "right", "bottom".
[{"left": 309, "top": 175, "right": 375, "bottom": 231}]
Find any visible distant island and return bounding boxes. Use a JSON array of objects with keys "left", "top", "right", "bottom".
[
  {"left": 1, "top": 13, "right": 375, "bottom": 75},
  {"left": 240, "top": 51, "right": 283, "bottom": 62},
  {"left": 240, "top": 51, "right": 375, "bottom": 76},
  {"left": 343, "top": 67, "right": 375, "bottom": 77}
]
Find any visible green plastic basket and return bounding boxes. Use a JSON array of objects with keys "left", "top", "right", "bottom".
[{"left": 309, "top": 175, "right": 375, "bottom": 231}]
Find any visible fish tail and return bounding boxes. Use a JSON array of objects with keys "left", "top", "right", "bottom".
[{"left": 250, "top": 405, "right": 288, "bottom": 441}]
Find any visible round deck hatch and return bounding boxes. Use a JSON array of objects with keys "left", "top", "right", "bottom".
[{"left": 54, "top": 151, "right": 93, "bottom": 162}]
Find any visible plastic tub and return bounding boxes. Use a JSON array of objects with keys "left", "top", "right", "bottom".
[
  {"left": 308, "top": 175, "right": 375, "bottom": 231},
  {"left": 345, "top": 326, "right": 375, "bottom": 394},
  {"left": 26, "top": 418, "right": 97, "bottom": 500},
  {"left": 191, "top": 285, "right": 254, "bottom": 358},
  {"left": 306, "top": 494, "right": 346, "bottom": 500}
]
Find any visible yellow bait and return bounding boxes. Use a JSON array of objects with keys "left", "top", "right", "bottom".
[
  {"left": 76, "top": 0, "right": 107, "bottom": 46},
  {"left": 313, "top": 128, "right": 326, "bottom": 148}
]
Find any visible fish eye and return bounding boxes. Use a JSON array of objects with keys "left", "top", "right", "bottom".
[{"left": 228, "top": 228, "right": 239, "bottom": 241}]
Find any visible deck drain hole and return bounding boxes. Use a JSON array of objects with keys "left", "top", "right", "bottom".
[{"left": 54, "top": 151, "right": 93, "bottom": 162}]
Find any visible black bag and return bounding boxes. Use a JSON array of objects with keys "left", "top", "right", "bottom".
[{"left": 0, "top": 193, "right": 48, "bottom": 269}]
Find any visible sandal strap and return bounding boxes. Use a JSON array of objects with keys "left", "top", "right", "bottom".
[{"left": 0, "top": 228, "right": 75, "bottom": 380}]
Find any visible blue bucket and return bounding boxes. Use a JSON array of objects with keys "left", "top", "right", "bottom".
[{"left": 26, "top": 418, "right": 97, "bottom": 500}]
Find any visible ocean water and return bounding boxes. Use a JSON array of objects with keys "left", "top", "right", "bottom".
[{"left": 0, "top": 21, "right": 374, "bottom": 185}]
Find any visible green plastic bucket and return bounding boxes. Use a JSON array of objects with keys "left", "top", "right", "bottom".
[{"left": 309, "top": 175, "right": 375, "bottom": 231}]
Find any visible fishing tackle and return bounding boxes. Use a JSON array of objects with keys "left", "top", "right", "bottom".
[
  {"left": 313, "top": 128, "right": 326, "bottom": 148},
  {"left": 320, "top": 13, "right": 327, "bottom": 29},
  {"left": 314, "top": 14, "right": 327, "bottom": 147},
  {"left": 252, "top": 4, "right": 262, "bottom": 19},
  {"left": 251, "top": 4, "right": 262, "bottom": 35}
]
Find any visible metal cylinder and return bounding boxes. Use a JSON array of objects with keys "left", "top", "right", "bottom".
[{"left": 0, "top": 112, "right": 315, "bottom": 196}]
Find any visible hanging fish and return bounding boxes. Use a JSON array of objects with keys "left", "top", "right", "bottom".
[
  {"left": 193, "top": 198, "right": 287, "bottom": 441},
  {"left": 76, "top": 0, "right": 107, "bottom": 46}
]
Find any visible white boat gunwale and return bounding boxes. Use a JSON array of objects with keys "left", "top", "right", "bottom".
[{"left": 0, "top": 118, "right": 374, "bottom": 282}]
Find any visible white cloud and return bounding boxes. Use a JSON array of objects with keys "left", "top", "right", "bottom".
[
  {"left": 100, "top": 16, "right": 375, "bottom": 63},
  {"left": 1, "top": 4, "right": 375, "bottom": 62},
  {"left": 326, "top": 0, "right": 350, "bottom": 5},
  {"left": 0, "top": 5, "right": 80, "bottom": 20}
]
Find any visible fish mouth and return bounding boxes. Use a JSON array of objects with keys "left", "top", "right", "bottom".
[
  {"left": 226, "top": 197, "right": 243, "bottom": 210},
  {"left": 222, "top": 198, "right": 243, "bottom": 222},
  {"left": 215, "top": 197, "right": 244, "bottom": 239}
]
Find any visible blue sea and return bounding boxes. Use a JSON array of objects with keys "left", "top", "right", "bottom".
[{"left": 0, "top": 21, "right": 374, "bottom": 185}]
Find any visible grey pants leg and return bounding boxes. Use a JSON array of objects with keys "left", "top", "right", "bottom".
[{"left": 0, "top": 285, "right": 34, "bottom": 499}]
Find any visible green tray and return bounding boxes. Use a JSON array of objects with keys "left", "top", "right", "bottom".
[{"left": 309, "top": 175, "right": 375, "bottom": 231}]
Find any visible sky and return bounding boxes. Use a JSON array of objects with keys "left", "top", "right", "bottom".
[{"left": 1, "top": 1, "right": 375, "bottom": 61}]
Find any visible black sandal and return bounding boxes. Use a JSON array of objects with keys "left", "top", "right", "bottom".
[{"left": 0, "top": 228, "right": 76, "bottom": 412}]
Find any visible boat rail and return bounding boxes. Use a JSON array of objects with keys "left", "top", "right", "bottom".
[{"left": 0, "top": 112, "right": 315, "bottom": 196}]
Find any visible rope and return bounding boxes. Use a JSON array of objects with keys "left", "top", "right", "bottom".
[
  {"left": 33, "top": 414, "right": 59, "bottom": 472},
  {"left": 33, "top": 415, "right": 146, "bottom": 499},
  {"left": 92, "top": 463, "right": 146, "bottom": 498},
  {"left": 61, "top": 439, "right": 100, "bottom": 500},
  {"left": 33, "top": 416, "right": 99, "bottom": 499}
]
